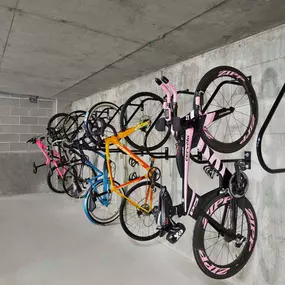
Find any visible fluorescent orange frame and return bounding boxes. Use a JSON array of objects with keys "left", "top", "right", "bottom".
[{"left": 104, "top": 120, "right": 155, "bottom": 213}]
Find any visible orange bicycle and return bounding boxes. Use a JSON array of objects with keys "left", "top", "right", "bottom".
[{"left": 84, "top": 118, "right": 162, "bottom": 239}]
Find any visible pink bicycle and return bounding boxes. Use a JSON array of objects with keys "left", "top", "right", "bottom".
[
  {"left": 27, "top": 135, "right": 68, "bottom": 193},
  {"left": 120, "top": 66, "right": 258, "bottom": 279}
]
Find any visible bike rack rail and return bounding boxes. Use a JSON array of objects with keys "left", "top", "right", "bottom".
[{"left": 256, "top": 83, "right": 285, "bottom": 173}]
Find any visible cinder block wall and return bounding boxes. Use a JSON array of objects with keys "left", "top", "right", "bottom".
[
  {"left": 72, "top": 24, "right": 285, "bottom": 285},
  {"left": 0, "top": 95, "right": 54, "bottom": 195},
  {"left": 0, "top": 95, "right": 53, "bottom": 152}
]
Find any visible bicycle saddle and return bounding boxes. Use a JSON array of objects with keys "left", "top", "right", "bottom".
[
  {"left": 26, "top": 135, "right": 45, "bottom": 144},
  {"left": 155, "top": 116, "right": 181, "bottom": 132}
]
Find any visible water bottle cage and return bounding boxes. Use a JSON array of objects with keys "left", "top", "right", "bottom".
[
  {"left": 129, "top": 157, "right": 139, "bottom": 167},
  {"left": 203, "top": 165, "right": 219, "bottom": 179},
  {"left": 129, "top": 172, "right": 138, "bottom": 181}
]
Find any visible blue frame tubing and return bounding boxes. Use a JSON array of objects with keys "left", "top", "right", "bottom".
[{"left": 83, "top": 151, "right": 113, "bottom": 224}]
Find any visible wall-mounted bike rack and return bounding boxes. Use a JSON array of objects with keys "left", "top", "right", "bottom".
[
  {"left": 191, "top": 151, "right": 251, "bottom": 169},
  {"left": 257, "top": 83, "right": 285, "bottom": 173}
]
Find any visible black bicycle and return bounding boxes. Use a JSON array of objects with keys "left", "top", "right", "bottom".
[{"left": 120, "top": 66, "right": 258, "bottom": 279}]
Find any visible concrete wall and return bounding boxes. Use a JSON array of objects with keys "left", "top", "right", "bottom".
[
  {"left": 72, "top": 23, "right": 285, "bottom": 285},
  {"left": 0, "top": 94, "right": 73, "bottom": 196},
  {"left": 0, "top": 95, "right": 72, "bottom": 196},
  {"left": 0, "top": 95, "right": 54, "bottom": 152},
  {"left": 0, "top": 95, "right": 56, "bottom": 195}
]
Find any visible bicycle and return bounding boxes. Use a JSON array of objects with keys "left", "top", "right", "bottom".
[
  {"left": 62, "top": 139, "right": 98, "bottom": 199},
  {"left": 120, "top": 66, "right": 258, "bottom": 279},
  {"left": 60, "top": 136, "right": 124, "bottom": 223},
  {"left": 120, "top": 66, "right": 258, "bottom": 154},
  {"left": 27, "top": 135, "right": 69, "bottom": 193},
  {"left": 83, "top": 115, "right": 162, "bottom": 231},
  {"left": 82, "top": 149, "right": 124, "bottom": 224}
]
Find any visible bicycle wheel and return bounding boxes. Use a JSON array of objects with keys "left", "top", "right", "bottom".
[
  {"left": 63, "top": 110, "right": 85, "bottom": 142},
  {"left": 86, "top": 102, "right": 120, "bottom": 146},
  {"left": 120, "top": 181, "right": 161, "bottom": 241},
  {"left": 196, "top": 66, "right": 258, "bottom": 153},
  {"left": 193, "top": 194, "right": 257, "bottom": 279},
  {"left": 84, "top": 180, "right": 124, "bottom": 225},
  {"left": 120, "top": 92, "right": 171, "bottom": 151},
  {"left": 63, "top": 163, "right": 97, "bottom": 199},
  {"left": 47, "top": 165, "right": 66, "bottom": 194},
  {"left": 47, "top": 113, "right": 67, "bottom": 143}
]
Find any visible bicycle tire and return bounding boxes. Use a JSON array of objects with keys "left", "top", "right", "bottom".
[
  {"left": 47, "top": 113, "right": 68, "bottom": 143},
  {"left": 46, "top": 165, "right": 66, "bottom": 194},
  {"left": 63, "top": 163, "right": 97, "bottom": 199},
  {"left": 196, "top": 66, "right": 258, "bottom": 153},
  {"left": 86, "top": 102, "right": 120, "bottom": 147},
  {"left": 63, "top": 110, "right": 85, "bottom": 142},
  {"left": 120, "top": 92, "right": 171, "bottom": 151},
  {"left": 193, "top": 194, "right": 257, "bottom": 279},
  {"left": 120, "top": 181, "right": 161, "bottom": 241},
  {"left": 84, "top": 180, "right": 124, "bottom": 225}
]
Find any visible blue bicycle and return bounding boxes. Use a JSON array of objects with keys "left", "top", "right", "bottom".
[
  {"left": 83, "top": 151, "right": 124, "bottom": 225},
  {"left": 63, "top": 139, "right": 124, "bottom": 224}
]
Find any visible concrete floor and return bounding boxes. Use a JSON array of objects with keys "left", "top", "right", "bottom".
[{"left": 0, "top": 193, "right": 230, "bottom": 285}]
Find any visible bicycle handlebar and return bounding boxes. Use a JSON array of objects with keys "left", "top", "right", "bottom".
[
  {"left": 26, "top": 135, "right": 45, "bottom": 144},
  {"left": 177, "top": 89, "right": 195, "bottom": 95}
]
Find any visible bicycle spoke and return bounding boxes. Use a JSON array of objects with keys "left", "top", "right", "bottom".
[
  {"left": 225, "top": 115, "right": 234, "bottom": 142},
  {"left": 206, "top": 90, "right": 223, "bottom": 109},
  {"left": 213, "top": 117, "right": 222, "bottom": 139},
  {"left": 214, "top": 241, "right": 226, "bottom": 264},
  {"left": 230, "top": 114, "right": 247, "bottom": 129},
  {"left": 205, "top": 238, "right": 224, "bottom": 251},
  {"left": 234, "top": 94, "right": 247, "bottom": 107},
  {"left": 214, "top": 79, "right": 231, "bottom": 107},
  {"left": 234, "top": 109, "right": 250, "bottom": 117},
  {"left": 231, "top": 113, "right": 242, "bottom": 136},
  {"left": 204, "top": 235, "right": 219, "bottom": 241}
]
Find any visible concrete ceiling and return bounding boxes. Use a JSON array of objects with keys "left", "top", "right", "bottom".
[{"left": 0, "top": 0, "right": 284, "bottom": 101}]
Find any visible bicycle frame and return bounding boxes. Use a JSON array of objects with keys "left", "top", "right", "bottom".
[
  {"left": 103, "top": 121, "right": 156, "bottom": 212},
  {"left": 182, "top": 127, "right": 232, "bottom": 216},
  {"left": 157, "top": 78, "right": 241, "bottom": 236},
  {"left": 83, "top": 152, "right": 111, "bottom": 206},
  {"left": 35, "top": 139, "right": 67, "bottom": 178},
  {"left": 69, "top": 143, "right": 109, "bottom": 192}
]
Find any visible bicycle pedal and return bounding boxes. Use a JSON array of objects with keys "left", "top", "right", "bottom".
[
  {"left": 166, "top": 223, "right": 186, "bottom": 244},
  {"left": 33, "top": 162, "right": 37, "bottom": 174}
]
